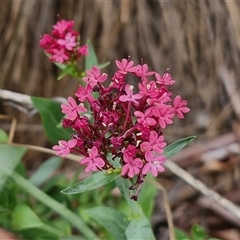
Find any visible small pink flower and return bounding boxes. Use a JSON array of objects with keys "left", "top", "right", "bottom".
[
  {"left": 119, "top": 84, "right": 143, "bottom": 105},
  {"left": 147, "top": 92, "right": 171, "bottom": 106},
  {"left": 80, "top": 146, "right": 105, "bottom": 172},
  {"left": 158, "top": 106, "right": 174, "bottom": 129},
  {"left": 142, "top": 151, "right": 166, "bottom": 177},
  {"left": 78, "top": 44, "right": 88, "bottom": 56},
  {"left": 52, "top": 139, "right": 77, "bottom": 157},
  {"left": 140, "top": 130, "right": 166, "bottom": 153},
  {"left": 83, "top": 66, "right": 108, "bottom": 87},
  {"left": 173, "top": 95, "right": 190, "bottom": 119},
  {"left": 155, "top": 72, "right": 176, "bottom": 85},
  {"left": 134, "top": 109, "right": 156, "bottom": 127},
  {"left": 123, "top": 145, "right": 137, "bottom": 159},
  {"left": 115, "top": 58, "right": 137, "bottom": 74},
  {"left": 53, "top": 20, "right": 74, "bottom": 34},
  {"left": 50, "top": 48, "right": 69, "bottom": 63},
  {"left": 75, "top": 84, "right": 94, "bottom": 103},
  {"left": 57, "top": 32, "right": 76, "bottom": 51},
  {"left": 135, "top": 64, "right": 155, "bottom": 81},
  {"left": 39, "top": 34, "right": 53, "bottom": 48},
  {"left": 121, "top": 155, "right": 143, "bottom": 178},
  {"left": 61, "top": 97, "right": 87, "bottom": 120},
  {"left": 138, "top": 80, "right": 159, "bottom": 98}
]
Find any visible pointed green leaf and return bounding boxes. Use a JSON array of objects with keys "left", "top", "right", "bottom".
[
  {"left": 164, "top": 136, "right": 196, "bottom": 158},
  {"left": 85, "top": 206, "right": 128, "bottom": 240},
  {"left": 31, "top": 97, "right": 72, "bottom": 144},
  {"left": 98, "top": 61, "right": 110, "bottom": 69},
  {"left": 0, "top": 144, "right": 26, "bottom": 193},
  {"left": 125, "top": 213, "right": 155, "bottom": 240},
  {"left": 29, "top": 156, "right": 62, "bottom": 187},
  {"left": 85, "top": 40, "right": 99, "bottom": 70},
  {"left": 61, "top": 171, "right": 119, "bottom": 194},
  {"left": 12, "top": 204, "right": 43, "bottom": 230},
  {"left": 85, "top": 40, "right": 110, "bottom": 71}
]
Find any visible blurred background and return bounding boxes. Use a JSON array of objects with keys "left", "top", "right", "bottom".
[{"left": 1, "top": 1, "right": 240, "bottom": 238}]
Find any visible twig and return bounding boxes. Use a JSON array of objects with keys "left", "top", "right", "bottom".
[
  {"left": 197, "top": 196, "right": 240, "bottom": 228},
  {"left": 171, "top": 132, "right": 236, "bottom": 165},
  {"left": 0, "top": 115, "right": 17, "bottom": 144},
  {"left": 1, "top": 142, "right": 80, "bottom": 162},
  {"left": 219, "top": 65, "right": 240, "bottom": 119},
  {"left": 0, "top": 89, "right": 32, "bottom": 106},
  {"left": 147, "top": 179, "right": 176, "bottom": 240},
  {"left": 0, "top": 89, "right": 67, "bottom": 111},
  {"left": 164, "top": 159, "right": 240, "bottom": 220}
]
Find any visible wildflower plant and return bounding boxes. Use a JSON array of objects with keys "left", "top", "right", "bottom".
[
  {"left": 52, "top": 57, "right": 190, "bottom": 199},
  {"left": 34, "top": 19, "right": 194, "bottom": 239}
]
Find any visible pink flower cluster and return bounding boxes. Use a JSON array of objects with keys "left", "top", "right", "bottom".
[
  {"left": 53, "top": 58, "right": 190, "bottom": 198},
  {"left": 39, "top": 19, "right": 88, "bottom": 63}
]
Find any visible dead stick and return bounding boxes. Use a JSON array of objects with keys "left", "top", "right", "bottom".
[
  {"left": 164, "top": 160, "right": 240, "bottom": 220},
  {"left": 147, "top": 179, "right": 176, "bottom": 240}
]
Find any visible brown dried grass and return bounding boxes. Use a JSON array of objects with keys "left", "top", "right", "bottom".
[{"left": 1, "top": 0, "right": 240, "bottom": 149}]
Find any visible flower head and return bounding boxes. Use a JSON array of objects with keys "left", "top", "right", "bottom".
[
  {"left": 40, "top": 19, "right": 88, "bottom": 64},
  {"left": 53, "top": 57, "right": 189, "bottom": 199}
]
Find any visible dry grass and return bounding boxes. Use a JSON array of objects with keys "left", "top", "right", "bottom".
[{"left": 1, "top": 1, "right": 240, "bottom": 238}]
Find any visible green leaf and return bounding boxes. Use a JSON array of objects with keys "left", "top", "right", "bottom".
[
  {"left": 85, "top": 40, "right": 110, "bottom": 71},
  {"left": 115, "top": 177, "right": 140, "bottom": 214},
  {"left": 57, "top": 64, "right": 76, "bottom": 80},
  {"left": 138, "top": 175, "right": 157, "bottom": 218},
  {"left": 31, "top": 97, "right": 72, "bottom": 144},
  {"left": 0, "top": 167, "right": 98, "bottom": 239},
  {"left": 190, "top": 224, "right": 208, "bottom": 240},
  {"left": 0, "top": 144, "right": 26, "bottom": 193},
  {"left": 164, "top": 136, "right": 196, "bottom": 158},
  {"left": 98, "top": 61, "right": 110, "bottom": 69},
  {"left": 125, "top": 213, "right": 155, "bottom": 240},
  {"left": 85, "top": 40, "right": 99, "bottom": 70},
  {"left": 12, "top": 204, "right": 43, "bottom": 230},
  {"left": 61, "top": 171, "right": 120, "bottom": 194},
  {"left": 175, "top": 227, "right": 190, "bottom": 240},
  {"left": 115, "top": 178, "right": 155, "bottom": 240},
  {"left": 0, "top": 129, "right": 8, "bottom": 143},
  {"left": 57, "top": 63, "right": 84, "bottom": 80},
  {"left": 29, "top": 156, "right": 62, "bottom": 187},
  {"left": 45, "top": 54, "right": 82, "bottom": 80},
  {"left": 85, "top": 206, "right": 128, "bottom": 240}
]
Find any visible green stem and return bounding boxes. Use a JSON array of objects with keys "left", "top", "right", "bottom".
[{"left": 0, "top": 166, "right": 99, "bottom": 239}]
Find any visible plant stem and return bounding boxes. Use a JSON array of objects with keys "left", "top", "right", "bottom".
[{"left": 0, "top": 166, "right": 99, "bottom": 239}]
